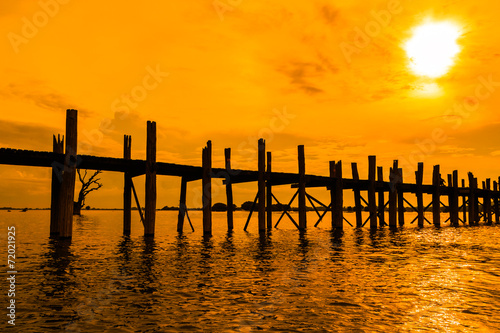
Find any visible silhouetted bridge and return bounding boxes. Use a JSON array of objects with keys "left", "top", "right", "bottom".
[{"left": 0, "top": 110, "right": 498, "bottom": 239}]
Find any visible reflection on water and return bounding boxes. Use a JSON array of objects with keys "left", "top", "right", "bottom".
[{"left": 1, "top": 210, "right": 500, "bottom": 332}]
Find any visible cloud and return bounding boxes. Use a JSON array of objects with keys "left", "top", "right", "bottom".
[
  {"left": 0, "top": 119, "right": 59, "bottom": 150},
  {"left": 0, "top": 81, "right": 93, "bottom": 117},
  {"left": 320, "top": 4, "right": 339, "bottom": 24},
  {"left": 277, "top": 61, "right": 327, "bottom": 95}
]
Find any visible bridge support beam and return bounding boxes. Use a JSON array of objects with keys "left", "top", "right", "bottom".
[
  {"left": 59, "top": 109, "right": 78, "bottom": 239},
  {"left": 368, "top": 156, "right": 377, "bottom": 229},
  {"left": 258, "top": 139, "right": 266, "bottom": 232},
  {"left": 298, "top": 145, "right": 306, "bottom": 229},
  {"left": 225, "top": 148, "right": 234, "bottom": 232},
  {"left": 50, "top": 134, "right": 64, "bottom": 237},
  {"left": 485, "top": 178, "right": 492, "bottom": 224},
  {"left": 123, "top": 135, "right": 132, "bottom": 235},
  {"left": 145, "top": 121, "right": 156, "bottom": 236},
  {"left": 388, "top": 160, "right": 398, "bottom": 228},
  {"left": 351, "top": 163, "right": 362, "bottom": 228},
  {"left": 177, "top": 176, "right": 188, "bottom": 232},
  {"left": 377, "top": 166, "right": 385, "bottom": 227},
  {"left": 397, "top": 168, "right": 405, "bottom": 226},
  {"left": 331, "top": 161, "right": 343, "bottom": 229},
  {"left": 416, "top": 162, "right": 424, "bottom": 227},
  {"left": 451, "top": 171, "right": 460, "bottom": 226},
  {"left": 202, "top": 140, "right": 212, "bottom": 235},
  {"left": 432, "top": 165, "right": 441, "bottom": 227},
  {"left": 266, "top": 151, "right": 273, "bottom": 230}
]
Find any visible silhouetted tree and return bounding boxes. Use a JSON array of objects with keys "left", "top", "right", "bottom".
[
  {"left": 73, "top": 170, "right": 103, "bottom": 216},
  {"left": 241, "top": 201, "right": 255, "bottom": 211},
  {"left": 212, "top": 203, "right": 228, "bottom": 211},
  {"left": 271, "top": 203, "right": 290, "bottom": 211}
]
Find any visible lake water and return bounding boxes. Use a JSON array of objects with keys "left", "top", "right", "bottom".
[{"left": 1, "top": 210, "right": 500, "bottom": 332}]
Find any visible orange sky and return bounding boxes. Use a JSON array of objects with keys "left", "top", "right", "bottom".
[{"left": 1, "top": 0, "right": 500, "bottom": 209}]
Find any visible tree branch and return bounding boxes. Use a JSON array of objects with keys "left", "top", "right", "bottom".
[{"left": 76, "top": 170, "right": 103, "bottom": 211}]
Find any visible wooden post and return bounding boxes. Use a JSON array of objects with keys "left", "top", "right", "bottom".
[
  {"left": 329, "top": 160, "right": 335, "bottom": 227},
  {"left": 177, "top": 176, "right": 188, "bottom": 233},
  {"left": 298, "top": 145, "right": 306, "bottom": 229},
  {"left": 266, "top": 151, "right": 273, "bottom": 230},
  {"left": 225, "top": 148, "right": 234, "bottom": 231},
  {"left": 468, "top": 173, "right": 476, "bottom": 226},
  {"left": 432, "top": 165, "right": 441, "bottom": 227},
  {"left": 145, "top": 121, "right": 157, "bottom": 236},
  {"left": 202, "top": 141, "right": 212, "bottom": 235},
  {"left": 59, "top": 109, "right": 78, "bottom": 238},
  {"left": 474, "top": 177, "right": 480, "bottom": 224},
  {"left": 50, "top": 134, "right": 64, "bottom": 237},
  {"left": 462, "top": 179, "right": 467, "bottom": 224},
  {"left": 331, "top": 161, "right": 343, "bottom": 229},
  {"left": 368, "top": 156, "right": 377, "bottom": 229},
  {"left": 123, "top": 135, "right": 132, "bottom": 235},
  {"left": 258, "top": 139, "right": 266, "bottom": 232},
  {"left": 377, "top": 166, "right": 385, "bottom": 227},
  {"left": 351, "top": 163, "right": 363, "bottom": 228},
  {"left": 485, "top": 178, "right": 492, "bottom": 224},
  {"left": 494, "top": 181, "right": 499, "bottom": 224},
  {"left": 397, "top": 168, "right": 405, "bottom": 226},
  {"left": 416, "top": 162, "right": 424, "bottom": 227},
  {"left": 447, "top": 174, "right": 453, "bottom": 225},
  {"left": 388, "top": 160, "right": 398, "bottom": 228},
  {"left": 451, "top": 171, "right": 459, "bottom": 226},
  {"left": 494, "top": 180, "right": 500, "bottom": 224}
]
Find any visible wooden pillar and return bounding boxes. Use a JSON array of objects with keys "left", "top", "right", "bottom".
[
  {"left": 491, "top": 180, "right": 500, "bottom": 223},
  {"left": 468, "top": 173, "right": 476, "bottom": 226},
  {"left": 59, "top": 109, "right": 78, "bottom": 238},
  {"left": 474, "top": 177, "right": 479, "bottom": 224},
  {"left": 298, "top": 145, "right": 306, "bottom": 229},
  {"left": 397, "top": 168, "right": 405, "bottom": 226},
  {"left": 447, "top": 174, "right": 453, "bottom": 225},
  {"left": 415, "top": 162, "right": 424, "bottom": 227},
  {"left": 257, "top": 139, "right": 266, "bottom": 232},
  {"left": 266, "top": 151, "right": 272, "bottom": 230},
  {"left": 123, "top": 135, "right": 132, "bottom": 235},
  {"left": 50, "top": 134, "right": 64, "bottom": 237},
  {"left": 494, "top": 180, "right": 500, "bottom": 224},
  {"left": 388, "top": 160, "right": 398, "bottom": 228},
  {"left": 177, "top": 176, "right": 188, "bottom": 233},
  {"left": 351, "top": 163, "right": 363, "bottom": 228},
  {"left": 451, "top": 171, "right": 459, "bottom": 226},
  {"left": 462, "top": 179, "right": 467, "bottom": 224},
  {"left": 377, "top": 166, "right": 385, "bottom": 227},
  {"left": 145, "top": 121, "right": 157, "bottom": 236},
  {"left": 485, "top": 178, "right": 492, "bottom": 224},
  {"left": 368, "top": 156, "right": 377, "bottom": 229},
  {"left": 332, "top": 161, "right": 343, "bottom": 229},
  {"left": 330, "top": 160, "right": 336, "bottom": 228},
  {"left": 482, "top": 180, "right": 486, "bottom": 222},
  {"left": 202, "top": 141, "right": 212, "bottom": 235},
  {"left": 225, "top": 148, "right": 234, "bottom": 231},
  {"left": 432, "top": 165, "right": 441, "bottom": 227}
]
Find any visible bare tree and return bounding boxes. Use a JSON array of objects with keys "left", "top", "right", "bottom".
[{"left": 73, "top": 170, "right": 103, "bottom": 215}]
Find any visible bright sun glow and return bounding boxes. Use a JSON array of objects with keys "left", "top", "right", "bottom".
[{"left": 405, "top": 21, "right": 462, "bottom": 78}]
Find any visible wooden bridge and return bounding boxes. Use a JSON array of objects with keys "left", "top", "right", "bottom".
[{"left": 1, "top": 109, "right": 498, "bottom": 239}]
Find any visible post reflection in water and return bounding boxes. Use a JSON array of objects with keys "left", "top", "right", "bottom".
[
  {"left": 136, "top": 237, "right": 158, "bottom": 294},
  {"left": 40, "top": 238, "right": 76, "bottom": 298}
]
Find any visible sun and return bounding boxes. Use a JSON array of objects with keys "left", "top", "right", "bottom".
[{"left": 404, "top": 20, "right": 462, "bottom": 78}]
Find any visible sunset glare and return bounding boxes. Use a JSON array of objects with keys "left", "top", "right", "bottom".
[{"left": 405, "top": 21, "right": 462, "bottom": 78}]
